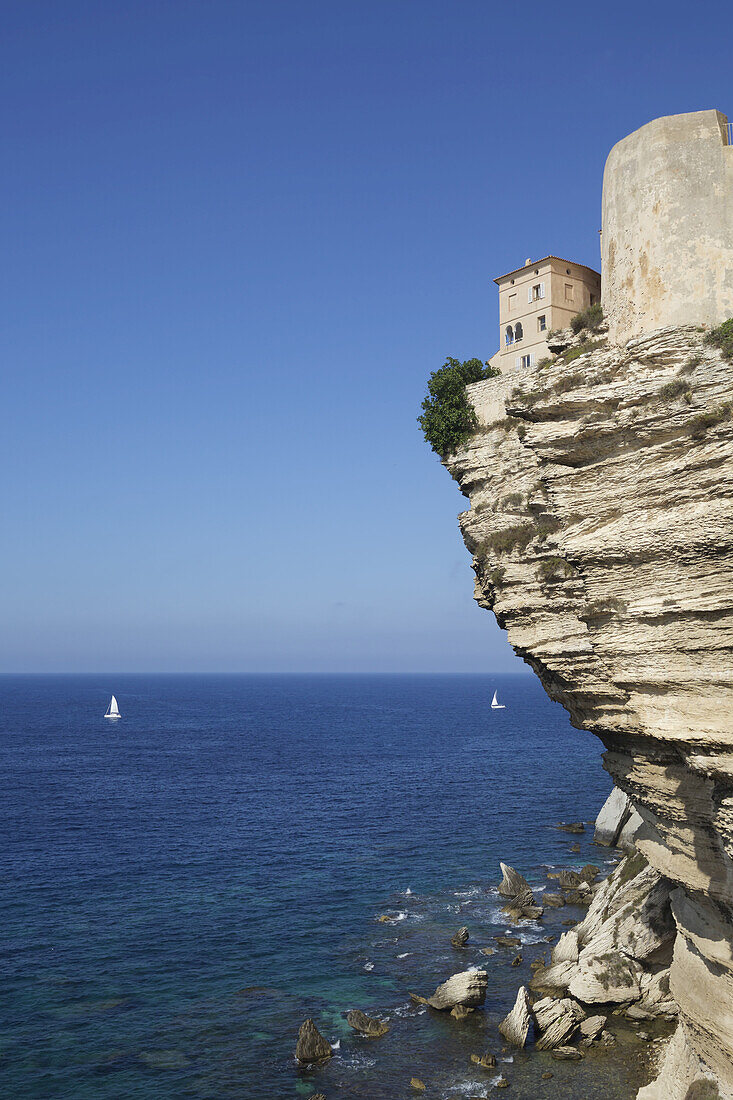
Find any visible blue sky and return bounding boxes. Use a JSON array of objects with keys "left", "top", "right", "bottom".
[{"left": 1, "top": 0, "right": 730, "bottom": 672}]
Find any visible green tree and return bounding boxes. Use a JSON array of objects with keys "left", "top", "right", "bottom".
[{"left": 418, "top": 357, "right": 499, "bottom": 456}]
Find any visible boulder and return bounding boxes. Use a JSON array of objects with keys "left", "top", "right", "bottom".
[
  {"left": 557, "top": 822, "right": 585, "bottom": 835},
  {"left": 551, "top": 929, "right": 579, "bottom": 965},
  {"left": 470, "top": 1052, "right": 497, "bottom": 1069},
  {"left": 451, "top": 926, "right": 469, "bottom": 948},
  {"left": 594, "top": 787, "right": 632, "bottom": 846},
  {"left": 498, "top": 863, "right": 531, "bottom": 898},
  {"left": 428, "top": 969, "right": 487, "bottom": 1011},
  {"left": 617, "top": 809, "right": 644, "bottom": 852},
  {"left": 496, "top": 1075, "right": 509, "bottom": 1088},
  {"left": 495, "top": 936, "right": 521, "bottom": 948},
  {"left": 579, "top": 865, "right": 600, "bottom": 884},
  {"left": 498, "top": 985, "right": 532, "bottom": 1047},
  {"left": 409, "top": 992, "right": 429, "bottom": 1006},
  {"left": 564, "top": 888, "right": 592, "bottom": 906},
  {"left": 557, "top": 870, "right": 583, "bottom": 889},
  {"left": 295, "top": 1019, "right": 333, "bottom": 1063},
  {"left": 410, "top": 1079, "right": 426, "bottom": 1091},
  {"left": 345, "top": 1009, "right": 389, "bottom": 1038},
  {"left": 511, "top": 954, "right": 523, "bottom": 967},
  {"left": 543, "top": 893, "right": 565, "bottom": 908},
  {"left": 579, "top": 1014, "right": 607, "bottom": 1040},
  {"left": 533, "top": 996, "right": 585, "bottom": 1049},
  {"left": 568, "top": 951, "right": 641, "bottom": 1004}
]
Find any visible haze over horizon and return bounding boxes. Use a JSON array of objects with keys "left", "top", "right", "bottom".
[{"left": 2, "top": 0, "right": 731, "bottom": 673}]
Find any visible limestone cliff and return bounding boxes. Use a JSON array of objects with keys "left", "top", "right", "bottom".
[{"left": 445, "top": 325, "right": 733, "bottom": 1097}]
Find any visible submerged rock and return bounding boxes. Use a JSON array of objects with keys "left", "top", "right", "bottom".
[
  {"left": 498, "top": 985, "right": 531, "bottom": 1047},
  {"left": 450, "top": 1004, "right": 474, "bottom": 1020},
  {"left": 410, "top": 1078, "right": 426, "bottom": 1091},
  {"left": 345, "top": 1009, "right": 388, "bottom": 1038},
  {"left": 551, "top": 1045, "right": 583, "bottom": 1061},
  {"left": 295, "top": 1019, "right": 333, "bottom": 1064},
  {"left": 557, "top": 822, "right": 585, "bottom": 835},
  {"left": 428, "top": 969, "right": 487, "bottom": 1010},
  {"left": 498, "top": 863, "right": 531, "bottom": 898}
]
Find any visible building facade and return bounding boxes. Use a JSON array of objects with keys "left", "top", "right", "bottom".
[
  {"left": 493, "top": 256, "right": 601, "bottom": 371},
  {"left": 602, "top": 109, "right": 733, "bottom": 345}
]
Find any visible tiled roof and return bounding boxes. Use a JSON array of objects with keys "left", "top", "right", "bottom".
[{"left": 494, "top": 256, "right": 601, "bottom": 284}]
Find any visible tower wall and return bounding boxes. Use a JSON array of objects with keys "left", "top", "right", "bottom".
[{"left": 601, "top": 110, "right": 733, "bottom": 344}]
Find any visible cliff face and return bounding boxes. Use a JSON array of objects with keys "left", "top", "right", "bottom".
[{"left": 446, "top": 325, "right": 733, "bottom": 1097}]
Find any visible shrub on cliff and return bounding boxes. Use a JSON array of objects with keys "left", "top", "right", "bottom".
[
  {"left": 569, "top": 302, "right": 604, "bottom": 335},
  {"left": 418, "top": 357, "right": 499, "bottom": 456},
  {"left": 704, "top": 317, "right": 733, "bottom": 361}
]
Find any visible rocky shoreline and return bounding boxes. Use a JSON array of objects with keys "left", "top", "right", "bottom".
[{"left": 294, "top": 789, "right": 675, "bottom": 1097}]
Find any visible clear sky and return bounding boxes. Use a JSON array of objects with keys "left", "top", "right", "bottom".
[{"left": 1, "top": 0, "right": 730, "bottom": 672}]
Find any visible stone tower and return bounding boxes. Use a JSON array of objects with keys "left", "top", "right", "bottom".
[{"left": 601, "top": 109, "right": 733, "bottom": 344}]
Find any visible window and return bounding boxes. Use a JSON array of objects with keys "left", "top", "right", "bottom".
[
  {"left": 565, "top": 283, "right": 574, "bottom": 302},
  {"left": 514, "top": 322, "right": 523, "bottom": 342},
  {"left": 538, "top": 315, "right": 546, "bottom": 332},
  {"left": 508, "top": 292, "right": 517, "bottom": 313},
  {"left": 505, "top": 325, "right": 514, "bottom": 346},
  {"left": 529, "top": 282, "right": 545, "bottom": 302},
  {"left": 515, "top": 353, "right": 533, "bottom": 370}
]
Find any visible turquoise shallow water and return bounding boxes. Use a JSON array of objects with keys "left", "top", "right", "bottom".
[{"left": 2, "top": 673, "right": 651, "bottom": 1098}]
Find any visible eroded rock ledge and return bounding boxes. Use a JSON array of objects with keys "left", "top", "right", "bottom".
[{"left": 445, "top": 325, "right": 733, "bottom": 1098}]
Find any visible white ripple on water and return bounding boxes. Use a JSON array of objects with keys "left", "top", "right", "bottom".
[
  {"left": 363, "top": 962, "right": 374, "bottom": 971},
  {"left": 396, "top": 952, "right": 411, "bottom": 958}
]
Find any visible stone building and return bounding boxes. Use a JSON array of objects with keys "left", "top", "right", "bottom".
[
  {"left": 602, "top": 109, "right": 733, "bottom": 344},
  {"left": 492, "top": 256, "right": 601, "bottom": 372}
]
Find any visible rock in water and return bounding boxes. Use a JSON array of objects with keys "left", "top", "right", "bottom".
[
  {"left": 594, "top": 787, "right": 632, "bottom": 846},
  {"left": 533, "top": 996, "right": 585, "bottom": 1049},
  {"left": 557, "top": 822, "right": 585, "bottom": 834},
  {"left": 410, "top": 1079, "right": 426, "bottom": 1091},
  {"left": 428, "top": 969, "right": 487, "bottom": 1010},
  {"left": 451, "top": 926, "right": 469, "bottom": 948},
  {"left": 345, "top": 1009, "right": 389, "bottom": 1038},
  {"left": 471, "top": 1052, "right": 497, "bottom": 1068},
  {"left": 551, "top": 1045, "right": 583, "bottom": 1060},
  {"left": 294, "top": 1019, "right": 333, "bottom": 1063},
  {"left": 579, "top": 1014, "right": 607, "bottom": 1040},
  {"left": 498, "top": 985, "right": 532, "bottom": 1047},
  {"left": 498, "top": 863, "right": 531, "bottom": 897}
]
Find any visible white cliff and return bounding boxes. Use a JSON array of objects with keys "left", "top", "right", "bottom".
[{"left": 444, "top": 324, "right": 733, "bottom": 1097}]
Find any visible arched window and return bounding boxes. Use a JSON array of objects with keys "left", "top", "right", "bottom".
[
  {"left": 514, "top": 322, "right": 524, "bottom": 342},
  {"left": 505, "top": 325, "right": 514, "bottom": 346}
]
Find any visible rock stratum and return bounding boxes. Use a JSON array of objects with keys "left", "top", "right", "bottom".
[{"left": 445, "top": 325, "right": 733, "bottom": 1098}]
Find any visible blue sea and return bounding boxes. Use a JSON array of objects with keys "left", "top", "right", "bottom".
[{"left": 3, "top": 674, "right": 655, "bottom": 1098}]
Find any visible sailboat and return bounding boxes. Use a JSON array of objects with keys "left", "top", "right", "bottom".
[
  {"left": 490, "top": 690, "right": 506, "bottom": 710},
  {"left": 104, "top": 695, "right": 121, "bottom": 719}
]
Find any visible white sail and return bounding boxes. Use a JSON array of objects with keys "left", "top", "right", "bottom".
[
  {"left": 105, "top": 694, "right": 121, "bottom": 718},
  {"left": 491, "top": 690, "right": 506, "bottom": 710}
]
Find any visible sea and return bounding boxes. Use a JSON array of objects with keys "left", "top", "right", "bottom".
[{"left": 1, "top": 674, "right": 660, "bottom": 1098}]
